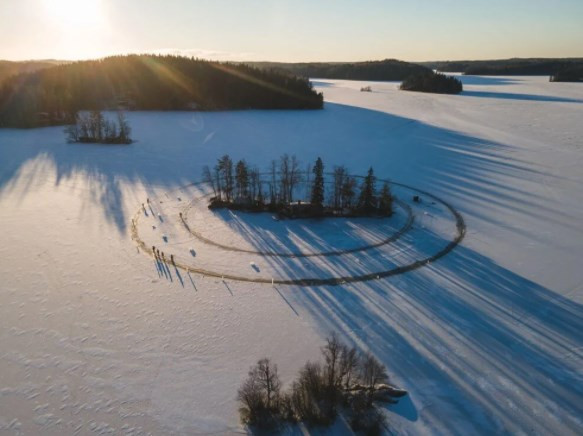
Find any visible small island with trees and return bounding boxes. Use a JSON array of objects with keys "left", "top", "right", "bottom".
[
  {"left": 400, "top": 72, "right": 463, "bottom": 94},
  {"left": 203, "top": 154, "right": 393, "bottom": 219},
  {"left": 238, "top": 333, "right": 407, "bottom": 433},
  {"left": 65, "top": 110, "right": 132, "bottom": 144}
]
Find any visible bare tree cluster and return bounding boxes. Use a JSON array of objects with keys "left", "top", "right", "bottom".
[
  {"left": 65, "top": 110, "right": 132, "bottom": 144},
  {"left": 237, "top": 333, "right": 406, "bottom": 433}
]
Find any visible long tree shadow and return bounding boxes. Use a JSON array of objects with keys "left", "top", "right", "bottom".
[
  {"left": 0, "top": 102, "right": 564, "bottom": 238},
  {"left": 275, "top": 244, "right": 583, "bottom": 435},
  {"left": 462, "top": 90, "right": 583, "bottom": 103},
  {"left": 1, "top": 98, "right": 581, "bottom": 433}
]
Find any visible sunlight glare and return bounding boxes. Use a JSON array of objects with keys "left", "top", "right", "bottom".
[{"left": 42, "top": 0, "right": 104, "bottom": 28}]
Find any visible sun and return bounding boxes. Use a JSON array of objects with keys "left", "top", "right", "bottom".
[{"left": 42, "top": 0, "right": 104, "bottom": 28}]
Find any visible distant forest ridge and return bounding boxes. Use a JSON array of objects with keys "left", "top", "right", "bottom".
[
  {"left": 0, "top": 59, "right": 67, "bottom": 86},
  {"left": 0, "top": 55, "right": 323, "bottom": 128},
  {"left": 246, "top": 59, "right": 431, "bottom": 81},
  {"left": 420, "top": 57, "right": 583, "bottom": 77}
]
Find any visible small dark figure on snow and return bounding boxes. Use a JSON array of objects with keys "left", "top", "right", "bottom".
[{"left": 170, "top": 254, "right": 175, "bottom": 264}]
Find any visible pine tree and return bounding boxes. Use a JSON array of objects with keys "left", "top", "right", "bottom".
[
  {"left": 311, "top": 157, "right": 325, "bottom": 208},
  {"left": 358, "top": 167, "right": 377, "bottom": 212},
  {"left": 235, "top": 160, "right": 249, "bottom": 200},
  {"left": 379, "top": 182, "right": 393, "bottom": 216}
]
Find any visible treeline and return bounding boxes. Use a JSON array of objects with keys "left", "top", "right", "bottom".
[
  {"left": 203, "top": 154, "right": 393, "bottom": 218},
  {"left": 238, "top": 334, "right": 407, "bottom": 433},
  {"left": 0, "top": 60, "right": 64, "bottom": 87},
  {"left": 65, "top": 111, "right": 132, "bottom": 144},
  {"left": 550, "top": 65, "right": 583, "bottom": 83},
  {"left": 421, "top": 58, "right": 583, "bottom": 77},
  {"left": 0, "top": 55, "right": 323, "bottom": 128},
  {"left": 400, "top": 72, "right": 463, "bottom": 94},
  {"left": 248, "top": 59, "right": 432, "bottom": 81}
]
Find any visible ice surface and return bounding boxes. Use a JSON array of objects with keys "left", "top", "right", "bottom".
[{"left": 1, "top": 75, "right": 582, "bottom": 434}]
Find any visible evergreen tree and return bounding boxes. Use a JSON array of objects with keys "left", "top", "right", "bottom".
[
  {"left": 310, "top": 157, "right": 325, "bottom": 208},
  {"left": 358, "top": 167, "right": 377, "bottom": 212},
  {"left": 235, "top": 160, "right": 249, "bottom": 200}
]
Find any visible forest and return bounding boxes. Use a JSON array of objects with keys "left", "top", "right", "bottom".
[
  {"left": 0, "top": 55, "right": 323, "bottom": 128},
  {"left": 550, "top": 65, "right": 583, "bottom": 82},
  {"left": 203, "top": 154, "right": 394, "bottom": 218},
  {"left": 248, "top": 59, "right": 431, "bottom": 81},
  {"left": 400, "top": 72, "right": 463, "bottom": 94},
  {"left": 0, "top": 60, "right": 64, "bottom": 86},
  {"left": 422, "top": 57, "right": 583, "bottom": 78}
]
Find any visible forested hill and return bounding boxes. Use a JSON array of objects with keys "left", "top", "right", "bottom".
[
  {"left": 247, "top": 59, "right": 431, "bottom": 81},
  {"left": 0, "top": 55, "right": 323, "bottom": 128},
  {"left": 421, "top": 58, "right": 583, "bottom": 76},
  {"left": 0, "top": 60, "right": 65, "bottom": 86}
]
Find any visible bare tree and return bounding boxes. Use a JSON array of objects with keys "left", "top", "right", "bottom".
[
  {"left": 269, "top": 159, "right": 278, "bottom": 205},
  {"left": 215, "top": 155, "right": 234, "bottom": 202},
  {"left": 237, "top": 369, "right": 264, "bottom": 424},
  {"left": 332, "top": 166, "right": 347, "bottom": 209},
  {"left": 341, "top": 176, "right": 357, "bottom": 209},
  {"left": 280, "top": 154, "right": 290, "bottom": 204},
  {"left": 249, "top": 166, "right": 260, "bottom": 202},
  {"left": 254, "top": 358, "right": 281, "bottom": 410},
  {"left": 202, "top": 165, "right": 216, "bottom": 197},
  {"left": 237, "top": 358, "right": 282, "bottom": 427},
  {"left": 288, "top": 155, "right": 302, "bottom": 203},
  {"left": 359, "top": 352, "right": 389, "bottom": 405},
  {"left": 339, "top": 345, "right": 359, "bottom": 389},
  {"left": 322, "top": 333, "right": 342, "bottom": 390}
]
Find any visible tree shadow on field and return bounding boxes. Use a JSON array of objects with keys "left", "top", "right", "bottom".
[
  {"left": 457, "top": 76, "right": 523, "bottom": 86},
  {"left": 0, "top": 102, "right": 562, "bottom": 236},
  {"left": 271, "top": 244, "right": 583, "bottom": 434},
  {"left": 462, "top": 90, "right": 583, "bottom": 103}
]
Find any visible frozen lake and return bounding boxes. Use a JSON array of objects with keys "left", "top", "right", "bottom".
[{"left": 0, "top": 75, "right": 582, "bottom": 434}]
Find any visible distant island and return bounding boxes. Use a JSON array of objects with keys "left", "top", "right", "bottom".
[
  {"left": 400, "top": 72, "right": 463, "bottom": 94},
  {"left": 247, "top": 59, "right": 431, "bottom": 81},
  {"left": 550, "top": 65, "right": 583, "bottom": 83},
  {"left": 0, "top": 55, "right": 323, "bottom": 128},
  {"left": 421, "top": 57, "right": 583, "bottom": 81}
]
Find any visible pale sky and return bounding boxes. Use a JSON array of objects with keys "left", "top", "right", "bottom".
[{"left": 1, "top": 0, "right": 582, "bottom": 62}]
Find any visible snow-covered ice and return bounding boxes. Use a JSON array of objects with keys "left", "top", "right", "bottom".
[{"left": 1, "top": 75, "right": 582, "bottom": 434}]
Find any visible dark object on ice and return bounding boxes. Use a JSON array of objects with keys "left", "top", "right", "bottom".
[
  {"left": 170, "top": 254, "right": 175, "bottom": 264},
  {"left": 413, "top": 195, "right": 420, "bottom": 202}
]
